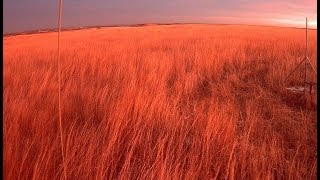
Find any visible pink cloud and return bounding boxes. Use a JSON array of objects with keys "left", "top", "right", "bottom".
[{"left": 202, "top": 0, "right": 317, "bottom": 28}]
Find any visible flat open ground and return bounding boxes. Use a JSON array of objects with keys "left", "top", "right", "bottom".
[{"left": 4, "top": 24, "right": 317, "bottom": 179}]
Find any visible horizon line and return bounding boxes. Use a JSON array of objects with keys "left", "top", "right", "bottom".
[{"left": 3, "top": 22, "right": 317, "bottom": 37}]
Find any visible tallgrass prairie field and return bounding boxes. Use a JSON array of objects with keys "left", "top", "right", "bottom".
[{"left": 3, "top": 24, "right": 317, "bottom": 179}]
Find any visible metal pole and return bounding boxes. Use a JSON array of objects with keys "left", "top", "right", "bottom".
[
  {"left": 304, "top": 17, "right": 308, "bottom": 112},
  {"left": 306, "top": 17, "right": 308, "bottom": 58},
  {"left": 304, "top": 18, "right": 308, "bottom": 94},
  {"left": 58, "top": 0, "right": 67, "bottom": 179}
]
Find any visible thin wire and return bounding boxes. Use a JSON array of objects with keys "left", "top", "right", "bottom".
[{"left": 58, "top": 0, "right": 67, "bottom": 179}]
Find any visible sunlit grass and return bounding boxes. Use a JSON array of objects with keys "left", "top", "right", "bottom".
[{"left": 3, "top": 24, "right": 317, "bottom": 179}]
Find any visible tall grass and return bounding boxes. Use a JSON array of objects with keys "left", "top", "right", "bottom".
[{"left": 3, "top": 24, "right": 317, "bottom": 179}]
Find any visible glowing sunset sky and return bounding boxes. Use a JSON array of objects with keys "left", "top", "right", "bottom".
[{"left": 3, "top": 0, "right": 317, "bottom": 33}]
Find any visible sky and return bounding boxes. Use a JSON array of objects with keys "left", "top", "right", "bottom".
[{"left": 3, "top": 0, "right": 317, "bottom": 34}]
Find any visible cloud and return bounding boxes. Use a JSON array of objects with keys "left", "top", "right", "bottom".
[{"left": 196, "top": 0, "right": 317, "bottom": 28}]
